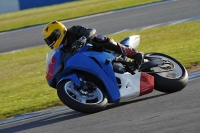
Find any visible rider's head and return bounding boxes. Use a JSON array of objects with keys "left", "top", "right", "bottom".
[{"left": 42, "top": 21, "right": 67, "bottom": 49}]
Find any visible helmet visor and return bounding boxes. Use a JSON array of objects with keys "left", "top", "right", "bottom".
[{"left": 44, "top": 29, "right": 61, "bottom": 49}]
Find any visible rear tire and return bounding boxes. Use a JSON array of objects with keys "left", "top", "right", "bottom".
[
  {"left": 57, "top": 72, "right": 108, "bottom": 113},
  {"left": 144, "top": 53, "right": 188, "bottom": 93}
]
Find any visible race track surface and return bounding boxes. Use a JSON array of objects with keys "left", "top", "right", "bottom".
[
  {"left": 1, "top": 78, "right": 200, "bottom": 133},
  {"left": 0, "top": 0, "right": 200, "bottom": 133}
]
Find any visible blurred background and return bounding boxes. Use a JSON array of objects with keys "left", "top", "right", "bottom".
[{"left": 0, "top": 0, "right": 74, "bottom": 14}]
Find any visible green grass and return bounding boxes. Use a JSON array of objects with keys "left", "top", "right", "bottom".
[
  {"left": 0, "top": 46, "right": 63, "bottom": 119},
  {"left": 0, "top": 20, "right": 200, "bottom": 120},
  {"left": 0, "top": 0, "right": 161, "bottom": 32}
]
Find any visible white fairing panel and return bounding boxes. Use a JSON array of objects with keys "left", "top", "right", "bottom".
[
  {"left": 120, "top": 35, "right": 140, "bottom": 49},
  {"left": 115, "top": 72, "right": 141, "bottom": 100}
]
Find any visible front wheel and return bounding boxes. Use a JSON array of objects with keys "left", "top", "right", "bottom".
[
  {"left": 57, "top": 72, "right": 108, "bottom": 113},
  {"left": 144, "top": 53, "right": 188, "bottom": 93}
]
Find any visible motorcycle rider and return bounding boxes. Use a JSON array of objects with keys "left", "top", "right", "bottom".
[{"left": 42, "top": 20, "right": 143, "bottom": 68}]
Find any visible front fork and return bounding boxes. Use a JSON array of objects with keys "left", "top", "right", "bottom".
[{"left": 78, "top": 77, "right": 97, "bottom": 93}]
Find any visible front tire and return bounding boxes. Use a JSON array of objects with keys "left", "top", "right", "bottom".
[
  {"left": 144, "top": 53, "right": 188, "bottom": 93},
  {"left": 57, "top": 72, "right": 108, "bottom": 113}
]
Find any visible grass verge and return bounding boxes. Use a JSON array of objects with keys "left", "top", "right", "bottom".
[
  {"left": 0, "top": 20, "right": 200, "bottom": 120},
  {"left": 0, "top": 0, "right": 161, "bottom": 32}
]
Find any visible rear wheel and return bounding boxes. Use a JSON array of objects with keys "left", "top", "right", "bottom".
[
  {"left": 144, "top": 53, "right": 188, "bottom": 93},
  {"left": 57, "top": 72, "right": 108, "bottom": 113}
]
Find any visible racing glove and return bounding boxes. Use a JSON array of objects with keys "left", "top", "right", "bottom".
[{"left": 71, "top": 36, "right": 87, "bottom": 52}]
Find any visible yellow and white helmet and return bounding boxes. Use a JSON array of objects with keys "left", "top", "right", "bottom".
[{"left": 42, "top": 21, "right": 67, "bottom": 49}]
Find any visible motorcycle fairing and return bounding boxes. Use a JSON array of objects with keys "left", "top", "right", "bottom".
[
  {"left": 46, "top": 44, "right": 154, "bottom": 103},
  {"left": 115, "top": 72, "right": 154, "bottom": 101},
  {"left": 58, "top": 51, "right": 121, "bottom": 103}
]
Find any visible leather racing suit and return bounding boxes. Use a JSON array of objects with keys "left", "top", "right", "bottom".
[{"left": 62, "top": 25, "right": 143, "bottom": 68}]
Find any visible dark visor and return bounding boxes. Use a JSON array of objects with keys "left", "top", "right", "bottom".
[{"left": 44, "top": 29, "right": 61, "bottom": 49}]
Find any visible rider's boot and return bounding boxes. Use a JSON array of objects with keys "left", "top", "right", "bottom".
[{"left": 118, "top": 43, "right": 143, "bottom": 68}]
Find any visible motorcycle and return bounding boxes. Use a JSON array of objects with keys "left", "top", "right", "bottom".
[{"left": 46, "top": 35, "right": 188, "bottom": 113}]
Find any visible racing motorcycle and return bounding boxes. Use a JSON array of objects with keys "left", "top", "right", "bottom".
[{"left": 46, "top": 35, "right": 188, "bottom": 113}]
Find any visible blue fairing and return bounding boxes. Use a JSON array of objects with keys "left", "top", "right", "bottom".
[
  {"left": 58, "top": 73, "right": 81, "bottom": 87},
  {"left": 49, "top": 45, "right": 121, "bottom": 103},
  {"left": 65, "top": 52, "right": 120, "bottom": 102}
]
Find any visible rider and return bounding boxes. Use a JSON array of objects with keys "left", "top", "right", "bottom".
[{"left": 42, "top": 20, "right": 143, "bottom": 68}]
